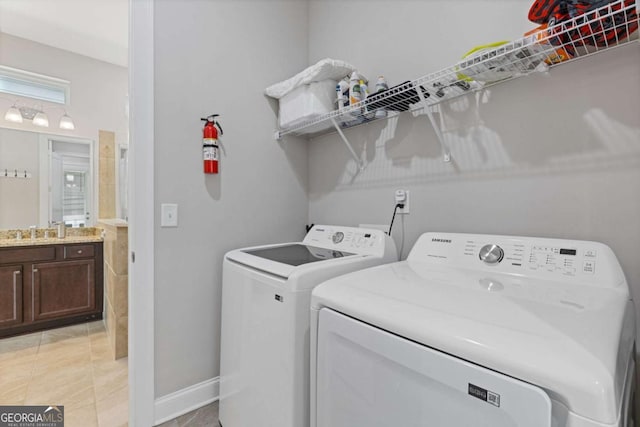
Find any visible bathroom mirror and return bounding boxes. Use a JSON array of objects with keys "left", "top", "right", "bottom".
[{"left": 0, "top": 126, "right": 96, "bottom": 229}]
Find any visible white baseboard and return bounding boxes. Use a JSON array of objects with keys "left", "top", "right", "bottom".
[{"left": 154, "top": 377, "right": 219, "bottom": 425}]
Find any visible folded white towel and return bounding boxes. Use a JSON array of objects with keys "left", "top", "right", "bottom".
[{"left": 265, "top": 58, "right": 356, "bottom": 99}]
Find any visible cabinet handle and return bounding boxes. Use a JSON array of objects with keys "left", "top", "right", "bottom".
[
  {"left": 77, "top": 250, "right": 83, "bottom": 254},
  {"left": 32, "top": 268, "right": 38, "bottom": 273}
]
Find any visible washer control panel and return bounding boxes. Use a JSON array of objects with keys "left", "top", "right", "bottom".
[
  {"left": 529, "top": 245, "right": 587, "bottom": 276},
  {"left": 408, "top": 232, "right": 623, "bottom": 287},
  {"left": 303, "top": 225, "right": 394, "bottom": 257}
]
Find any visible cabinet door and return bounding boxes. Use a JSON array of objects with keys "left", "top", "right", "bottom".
[
  {"left": 32, "top": 259, "right": 95, "bottom": 321},
  {"left": 0, "top": 265, "right": 23, "bottom": 327}
]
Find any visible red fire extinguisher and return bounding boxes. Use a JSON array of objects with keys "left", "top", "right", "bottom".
[{"left": 201, "top": 114, "right": 223, "bottom": 174}]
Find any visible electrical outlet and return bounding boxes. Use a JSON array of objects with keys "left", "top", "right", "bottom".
[
  {"left": 394, "top": 190, "right": 410, "bottom": 214},
  {"left": 161, "top": 203, "right": 178, "bottom": 227}
]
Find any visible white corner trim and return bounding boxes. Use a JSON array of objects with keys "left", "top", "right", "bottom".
[
  {"left": 153, "top": 377, "right": 220, "bottom": 426},
  {"left": 129, "top": 0, "right": 155, "bottom": 426}
]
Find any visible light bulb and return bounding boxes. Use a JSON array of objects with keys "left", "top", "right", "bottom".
[
  {"left": 59, "top": 114, "right": 75, "bottom": 130},
  {"left": 33, "top": 111, "right": 49, "bottom": 127},
  {"left": 4, "top": 106, "right": 23, "bottom": 123}
]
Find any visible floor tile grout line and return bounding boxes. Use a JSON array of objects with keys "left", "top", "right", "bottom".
[
  {"left": 90, "top": 320, "right": 121, "bottom": 427},
  {"left": 90, "top": 324, "right": 101, "bottom": 427},
  {"left": 22, "top": 331, "right": 43, "bottom": 405},
  {"left": 84, "top": 321, "right": 100, "bottom": 427}
]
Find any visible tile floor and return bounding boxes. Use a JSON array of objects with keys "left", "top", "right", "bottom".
[
  {"left": 0, "top": 321, "right": 128, "bottom": 427},
  {"left": 158, "top": 401, "right": 219, "bottom": 427}
]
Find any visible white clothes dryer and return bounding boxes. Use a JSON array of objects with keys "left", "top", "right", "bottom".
[
  {"left": 219, "top": 225, "right": 397, "bottom": 427},
  {"left": 310, "top": 232, "right": 636, "bottom": 427}
]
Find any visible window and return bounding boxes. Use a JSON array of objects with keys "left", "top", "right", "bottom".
[{"left": 0, "top": 65, "right": 70, "bottom": 105}]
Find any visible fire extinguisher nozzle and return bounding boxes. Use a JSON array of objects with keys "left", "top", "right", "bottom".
[{"left": 201, "top": 114, "right": 220, "bottom": 122}]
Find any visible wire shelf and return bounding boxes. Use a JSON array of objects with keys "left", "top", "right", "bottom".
[{"left": 276, "top": 0, "right": 638, "bottom": 139}]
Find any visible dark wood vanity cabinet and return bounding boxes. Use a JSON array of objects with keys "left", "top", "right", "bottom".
[
  {"left": 0, "top": 265, "right": 23, "bottom": 327},
  {"left": 0, "top": 242, "right": 103, "bottom": 337}
]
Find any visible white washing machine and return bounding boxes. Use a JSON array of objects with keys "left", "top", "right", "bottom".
[
  {"left": 219, "top": 225, "right": 397, "bottom": 427},
  {"left": 310, "top": 232, "right": 636, "bottom": 427}
]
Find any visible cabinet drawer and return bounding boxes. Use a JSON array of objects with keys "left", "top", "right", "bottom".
[
  {"left": 0, "top": 247, "right": 56, "bottom": 264},
  {"left": 64, "top": 245, "right": 95, "bottom": 259}
]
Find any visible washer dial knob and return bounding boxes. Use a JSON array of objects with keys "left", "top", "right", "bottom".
[
  {"left": 332, "top": 231, "right": 344, "bottom": 244},
  {"left": 479, "top": 244, "right": 504, "bottom": 265}
]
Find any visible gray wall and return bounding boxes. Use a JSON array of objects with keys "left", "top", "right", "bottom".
[
  {"left": 153, "top": 0, "right": 309, "bottom": 397},
  {"left": 151, "top": 0, "right": 640, "bottom": 401},
  {"left": 308, "top": 0, "right": 640, "bottom": 315}
]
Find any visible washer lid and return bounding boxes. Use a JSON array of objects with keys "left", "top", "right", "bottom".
[
  {"left": 311, "top": 260, "right": 634, "bottom": 425},
  {"left": 227, "top": 243, "right": 357, "bottom": 278},
  {"left": 243, "top": 244, "right": 354, "bottom": 266},
  {"left": 225, "top": 225, "right": 397, "bottom": 279}
]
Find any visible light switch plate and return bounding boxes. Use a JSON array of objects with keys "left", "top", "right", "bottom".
[{"left": 161, "top": 203, "right": 178, "bottom": 227}]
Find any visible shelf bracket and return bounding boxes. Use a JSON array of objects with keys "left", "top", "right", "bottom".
[
  {"left": 415, "top": 84, "right": 451, "bottom": 163},
  {"left": 330, "top": 117, "right": 363, "bottom": 170}
]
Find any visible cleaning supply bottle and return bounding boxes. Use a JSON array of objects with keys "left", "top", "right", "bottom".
[
  {"left": 375, "top": 75, "right": 388, "bottom": 92},
  {"left": 337, "top": 79, "right": 349, "bottom": 112},
  {"left": 359, "top": 79, "right": 370, "bottom": 118},
  {"left": 349, "top": 72, "right": 363, "bottom": 121},
  {"left": 349, "top": 71, "right": 362, "bottom": 107},
  {"left": 360, "top": 79, "right": 369, "bottom": 99},
  {"left": 374, "top": 76, "right": 389, "bottom": 119}
]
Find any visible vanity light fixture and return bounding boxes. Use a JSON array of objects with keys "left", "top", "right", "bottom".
[
  {"left": 4, "top": 105, "right": 23, "bottom": 123},
  {"left": 2, "top": 101, "right": 75, "bottom": 130},
  {"left": 32, "top": 110, "right": 49, "bottom": 127},
  {"left": 59, "top": 113, "right": 75, "bottom": 130},
  {"left": 1, "top": 66, "right": 73, "bottom": 129}
]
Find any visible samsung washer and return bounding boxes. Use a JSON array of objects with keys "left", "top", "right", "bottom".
[
  {"left": 310, "top": 232, "right": 635, "bottom": 427},
  {"left": 219, "top": 225, "right": 397, "bottom": 427}
]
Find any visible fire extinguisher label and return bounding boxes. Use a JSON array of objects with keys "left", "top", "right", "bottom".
[{"left": 203, "top": 145, "right": 218, "bottom": 161}]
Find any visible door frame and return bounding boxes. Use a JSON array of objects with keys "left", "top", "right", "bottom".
[{"left": 129, "top": 0, "right": 156, "bottom": 425}]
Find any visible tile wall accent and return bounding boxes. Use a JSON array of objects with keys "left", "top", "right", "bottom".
[
  {"left": 98, "top": 219, "right": 128, "bottom": 359},
  {"left": 98, "top": 130, "right": 116, "bottom": 219}
]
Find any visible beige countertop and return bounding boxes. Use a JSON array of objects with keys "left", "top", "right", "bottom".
[
  {"left": 0, "top": 227, "right": 103, "bottom": 248},
  {"left": 0, "top": 235, "right": 104, "bottom": 248}
]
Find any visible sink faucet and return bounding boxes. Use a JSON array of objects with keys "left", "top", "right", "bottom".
[{"left": 30, "top": 225, "right": 37, "bottom": 240}]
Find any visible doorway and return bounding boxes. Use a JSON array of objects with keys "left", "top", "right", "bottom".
[{"left": 38, "top": 135, "right": 95, "bottom": 228}]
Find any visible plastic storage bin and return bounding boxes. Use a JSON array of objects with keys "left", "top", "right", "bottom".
[{"left": 278, "top": 79, "right": 336, "bottom": 132}]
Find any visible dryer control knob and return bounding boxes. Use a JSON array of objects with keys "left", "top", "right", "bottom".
[
  {"left": 332, "top": 231, "right": 344, "bottom": 244},
  {"left": 479, "top": 244, "right": 504, "bottom": 265}
]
